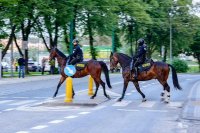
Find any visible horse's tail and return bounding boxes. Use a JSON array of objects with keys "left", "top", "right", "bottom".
[
  {"left": 99, "top": 61, "right": 112, "bottom": 89},
  {"left": 168, "top": 64, "right": 182, "bottom": 90}
]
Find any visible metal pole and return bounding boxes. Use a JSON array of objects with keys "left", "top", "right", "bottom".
[
  {"left": 170, "top": 15, "right": 172, "bottom": 64},
  {"left": 10, "top": 40, "right": 14, "bottom": 77},
  {"left": 0, "top": 46, "right": 2, "bottom": 79},
  {"left": 69, "top": 20, "right": 74, "bottom": 54},
  {"left": 112, "top": 28, "right": 115, "bottom": 53}
]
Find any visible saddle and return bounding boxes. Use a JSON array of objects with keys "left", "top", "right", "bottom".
[
  {"left": 75, "top": 61, "right": 88, "bottom": 71},
  {"left": 138, "top": 59, "right": 153, "bottom": 72}
]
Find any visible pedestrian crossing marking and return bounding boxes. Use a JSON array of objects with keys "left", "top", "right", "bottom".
[
  {"left": 112, "top": 101, "right": 132, "bottom": 107},
  {"left": 31, "top": 125, "right": 48, "bottom": 130},
  {"left": 48, "top": 120, "right": 64, "bottom": 124},
  {"left": 167, "top": 102, "right": 183, "bottom": 108},
  {"left": 9, "top": 100, "right": 37, "bottom": 106},
  {"left": 139, "top": 101, "right": 156, "bottom": 108},
  {"left": 0, "top": 100, "right": 13, "bottom": 104}
]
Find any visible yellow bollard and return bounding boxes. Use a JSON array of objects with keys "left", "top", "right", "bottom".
[
  {"left": 64, "top": 77, "right": 73, "bottom": 103},
  {"left": 88, "top": 75, "right": 94, "bottom": 96}
]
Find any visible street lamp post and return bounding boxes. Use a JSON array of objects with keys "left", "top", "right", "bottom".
[
  {"left": 0, "top": 45, "right": 2, "bottom": 79},
  {"left": 169, "top": 13, "right": 173, "bottom": 64},
  {"left": 10, "top": 40, "right": 14, "bottom": 77}
]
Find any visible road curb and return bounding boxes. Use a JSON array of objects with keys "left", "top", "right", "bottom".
[{"left": 181, "top": 80, "right": 200, "bottom": 121}]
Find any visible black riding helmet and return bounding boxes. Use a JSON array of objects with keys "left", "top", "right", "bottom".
[
  {"left": 72, "top": 39, "right": 79, "bottom": 43},
  {"left": 137, "top": 38, "right": 145, "bottom": 46}
]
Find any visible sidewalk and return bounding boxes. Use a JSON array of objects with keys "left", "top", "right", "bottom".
[
  {"left": 0, "top": 75, "right": 60, "bottom": 85},
  {"left": 181, "top": 80, "right": 200, "bottom": 120}
]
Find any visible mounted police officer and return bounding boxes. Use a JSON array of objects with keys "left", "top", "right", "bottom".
[
  {"left": 130, "top": 38, "right": 147, "bottom": 79},
  {"left": 68, "top": 39, "right": 83, "bottom": 65}
]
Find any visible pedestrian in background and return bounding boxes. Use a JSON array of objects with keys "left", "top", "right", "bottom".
[
  {"left": 41, "top": 57, "right": 47, "bottom": 75},
  {"left": 49, "top": 58, "right": 55, "bottom": 74},
  {"left": 14, "top": 59, "right": 18, "bottom": 72},
  {"left": 18, "top": 56, "right": 25, "bottom": 78}
]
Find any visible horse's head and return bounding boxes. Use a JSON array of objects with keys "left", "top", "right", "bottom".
[
  {"left": 110, "top": 52, "right": 119, "bottom": 71},
  {"left": 49, "top": 47, "right": 57, "bottom": 61}
]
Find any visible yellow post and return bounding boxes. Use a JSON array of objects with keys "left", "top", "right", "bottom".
[
  {"left": 88, "top": 75, "right": 94, "bottom": 96},
  {"left": 64, "top": 77, "right": 73, "bottom": 103}
]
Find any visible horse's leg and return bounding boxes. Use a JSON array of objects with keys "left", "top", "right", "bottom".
[
  {"left": 90, "top": 80, "right": 99, "bottom": 99},
  {"left": 133, "top": 81, "right": 146, "bottom": 102},
  {"left": 158, "top": 80, "right": 167, "bottom": 102},
  {"left": 118, "top": 80, "right": 129, "bottom": 102},
  {"left": 100, "top": 79, "right": 110, "bottom": 99},
  {"left": 53, "top": 76, "right": 66, "bottom": 98},
  {"left": 72, "top": 85, "right": 75, "bottom": 98},
  {"left": 164, "top": 82, "right": 170, "bottom": 103}
]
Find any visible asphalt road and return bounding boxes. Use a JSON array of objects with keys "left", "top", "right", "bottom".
[{"left": 0, "top": 73, "right": 200, "bottom": 133}]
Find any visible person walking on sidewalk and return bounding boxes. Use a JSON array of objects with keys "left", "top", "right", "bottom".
[{"left": 18, "top": 56, "right": 25, "bottom": 78}]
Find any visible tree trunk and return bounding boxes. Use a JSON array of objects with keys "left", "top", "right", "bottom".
[
  {"left": 2, "top": 25, "right": 16, "bottom": 59},
  {"left": 87, "top": 13, "right": 96, "bottom": 60}
]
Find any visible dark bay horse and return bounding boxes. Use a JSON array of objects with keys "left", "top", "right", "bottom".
[
  {"left": 110, "top": 52, "right": 182, "bottom": 103},
  {"left": 49, "top": 48, "right": 112, "bottom": 99}
]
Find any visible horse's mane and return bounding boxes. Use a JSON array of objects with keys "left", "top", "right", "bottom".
[
  {"left": 55, "top": 48, "right": 68, "bottom": 59},
  {"left": 115, "top": 52, "right": 132, "bottom": 68},
  {"left": 117, "top": 53, "right": 132, "bottom": 60}
]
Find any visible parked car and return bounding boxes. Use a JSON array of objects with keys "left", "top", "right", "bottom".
[
  {"left": 1, "top": 62, "right": 9, "bottom": 72},
  {"left": 28, "top": 61, "right": 41, "bottom": 72}
]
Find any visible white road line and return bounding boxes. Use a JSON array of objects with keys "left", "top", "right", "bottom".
[
  {"left": 117, "top": 109, "right": 140, "bottom": 112},
  {"left": 16, "top": 131, "right": 29, "bottom": 133},
  {"left": 146, "top": 110, "right": 168, "bottom": 113},
  {"left": 48, "top": 120, "right": 64, "bottom": 124},
  {"left": 106, "top": 90, "right": 121, "bottom": 97},
  {"left": 9, "top": 100, "right": 37, "bottom": 106},
  {"left": 93, "top": 105, "right": 106, "bottom": 110},
  {"left": 64, "top": 115, "right": 78, "bottom": 119},
  {"left": 112, "top": 101, "right": 132, "bottom": 107},
  {"left": 112, "top": 82, "right": 123, "bottom": 85},
  {"left": 3, "top": 108, "right": 15, "bottom": 111},
  {"left": 139, "top": 101, "right": 156, "bottom": 108},
  {"left": 168, "top": 102, "right": 183, "bottom": 108},
  {"left": 31, "top": 125, "right": 48, "bottom": 130},
  {"left": 79, "top": 112, "right": 91, "bottom": 115},
  {"left": 0, "top": 100, "right": 14, "bottom": 104},
  {"left": 126, "top": 93, "right": 132, "bottom": 96},
  {"left": 13, "top": 97, "right": 28, "bottom": 99}
]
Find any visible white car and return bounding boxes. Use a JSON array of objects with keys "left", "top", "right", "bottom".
[{"left": 1, "top": 62, "right": 9, "bottom": 72}]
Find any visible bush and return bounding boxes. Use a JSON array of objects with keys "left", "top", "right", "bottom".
[{"left": 172, "top": 59, "right": 189, "bottom": 73}]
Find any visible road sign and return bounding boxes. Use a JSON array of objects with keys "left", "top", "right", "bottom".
[{"left": 64, "top": 65, "right": 76, "bottom": 76}]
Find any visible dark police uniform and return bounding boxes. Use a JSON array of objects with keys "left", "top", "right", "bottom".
[
  {"left": 68, "top": 44, "right": 83, "bottom": 65},
  {"left": 134, "top": 43, "right": 147, "bottom": 67},
  {"left": 130, "top": 40, "right": 147, "bottom": 79}
]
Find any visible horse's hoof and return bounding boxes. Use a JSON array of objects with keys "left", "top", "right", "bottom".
[
  {"left": 90, "top": 96, "right": 95, "bottom": 99},
  {"left": 117, "top": 98, "right": 122, "bottom": 102},
  {"left": 142, "top": 98, "right": 147, "bottom": 102},
  {"left": 160, "top": 98, "right": 165, "bottom": 101},
  {"left": 160, "top": 92, "right": 164, "bottom": 97},
  {"left": 107, "top": 95, "right": 111, "bottom": 100},
  {"left": 164, "top": 101, "right": 169, "bottom": 104}
]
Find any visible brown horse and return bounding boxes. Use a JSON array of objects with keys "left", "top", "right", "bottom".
[
  {"left": 110, "top": 52, "right": 182, "bottom": 103},
  {"left": 49, "top": 47, "right": 112, "bottom": 99}
]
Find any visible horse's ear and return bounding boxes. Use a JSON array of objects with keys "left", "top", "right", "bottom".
[{"left": 110, "top": 52, "right": 113, "bottom": 56}]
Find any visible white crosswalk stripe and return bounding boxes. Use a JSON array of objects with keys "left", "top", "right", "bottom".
[
  {"left": 0, "top": 100, "right": 14, "bottom": 104},
  {"left": 139, "top": 101, "right": 156, "bottom": 108},
  {"left": 8, "top": 100, "right": 37, "bottom": 106},
  {"left": 112, "top": 100, "right": 132, "bottom": 107}
]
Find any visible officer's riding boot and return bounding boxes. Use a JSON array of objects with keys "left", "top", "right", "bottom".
[
  {"left": 134, "top": 67, "right": 138, "bottom": 80},
  {"left": 130, "top": 60, "right": 134, "bottom": 78}
]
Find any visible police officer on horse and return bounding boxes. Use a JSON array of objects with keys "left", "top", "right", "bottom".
[
  {"left": 68, "top": 39, "right": 83, "bottom": 65},
  {"left": 130, "top": 38, "right": 147, "bottom": 79}
]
